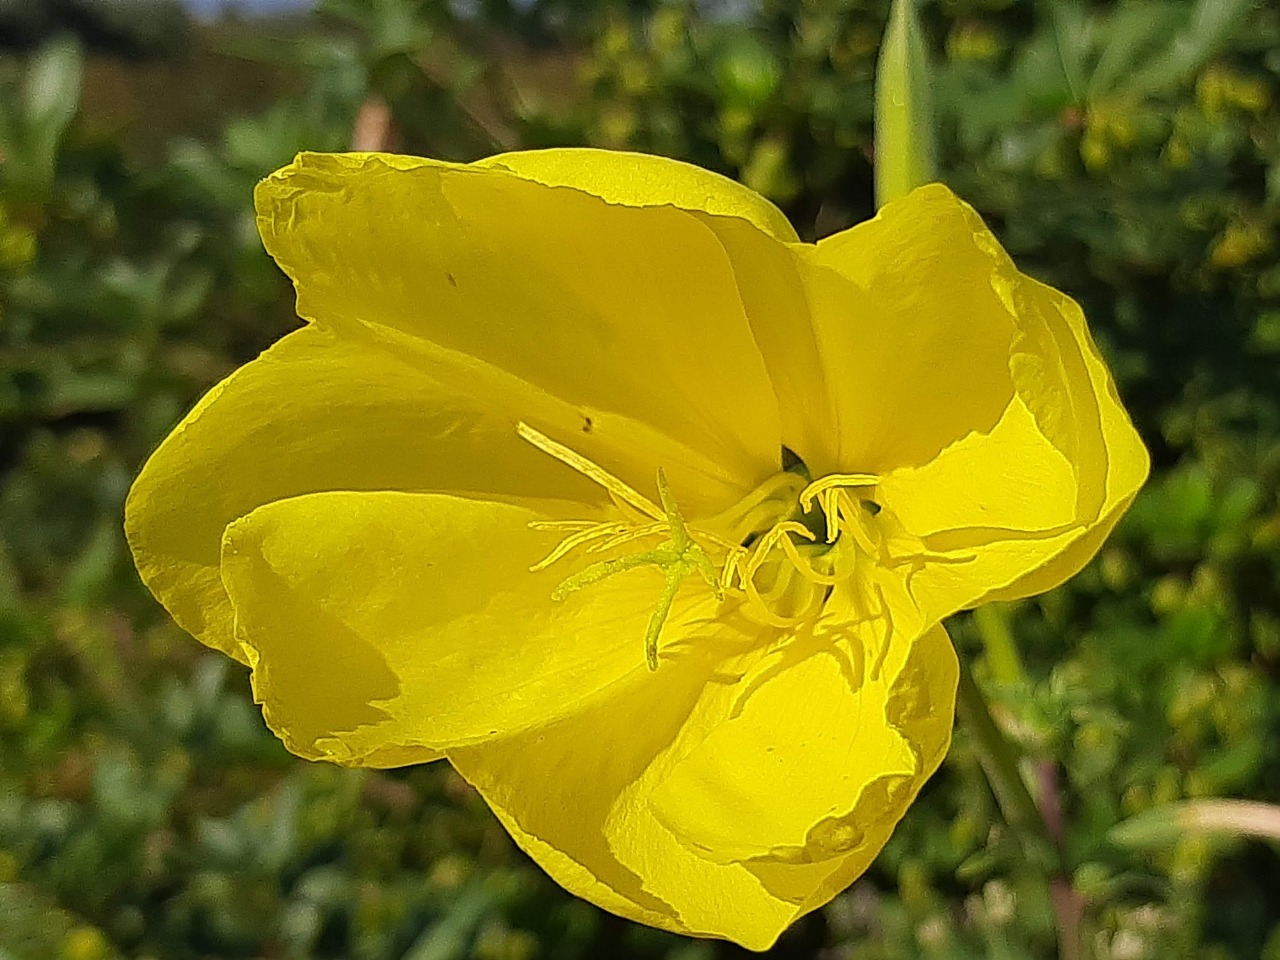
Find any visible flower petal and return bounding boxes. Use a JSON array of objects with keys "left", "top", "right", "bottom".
[
  {"left": 124, "top": 324, "right": 595, "bottom": 662},
  {"left": 219, "top": 490, "right": 720, "bottom": 767},
  {"left": 474, "top": 148, "right": 799, "bottom": 243},
  {"left": 647, "top": 645, "right": 915, "bottom": 865},
  {"left": 810, "top": 183, "right": 1147, "bottom": 620},
  {"left": 255, "top": 151, "right": 783, "bottom": 511},
  {"left": 743, "top": 622, "right": 957, "bottom": 913},
  {"left": 710, "top": 217, "right": 841, "bottom": 473},
  {"left": 472, "top": 149, "right": 838, "bottom": 467},
  {"left": 450, "top": 642, "right": 770, "bottom": 943},
  {"left": 804, "top": 183, "right": 1023, "bottom": 474},
  {"left": 448, "top": 603, "right": 956, "bottom": 949},
  {"left": 645, "top": 612, "right": 954, "bottom": 878},
  {"left": 874, "top": 276, "right": 1148, "bottom": 622},
  {"left": 965, "top": 280, "right": 1151, "bottom": 604},
  {"left": 876, "top": 397, "right": 1080, "bottom": 538}
]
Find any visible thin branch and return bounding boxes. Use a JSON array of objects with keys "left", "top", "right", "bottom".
[{"left": 956, "top": 658, "right": 1085, "bottom": 960}]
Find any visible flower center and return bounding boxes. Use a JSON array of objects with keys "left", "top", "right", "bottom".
[{"left": 518, "top": 423, "right": 900, "bottom": 669}]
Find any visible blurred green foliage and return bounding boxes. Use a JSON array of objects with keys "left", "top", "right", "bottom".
[{"left": 1, "top": 0, "right": 1278, "bottom": 957}]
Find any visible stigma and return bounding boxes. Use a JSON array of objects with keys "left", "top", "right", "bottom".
[{"left": 517, "top": 422, "right": 902, "bottom": 668}]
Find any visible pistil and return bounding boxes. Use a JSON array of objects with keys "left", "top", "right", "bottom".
[{"left": 515, "top": 422, "right": 897, "bottom": 665}]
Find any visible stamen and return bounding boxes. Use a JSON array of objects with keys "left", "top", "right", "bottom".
[
  {"left": 799, "top": 473, "right": 880, "bottom": 511},
  {"left": 517, "top": 423, "right": 918, "bottom": 658},
  {"left": 587, "top": 522, "right": 669, "bottom": 553},
  {"left": 741, "top": 523, "right": 811, "bottom": 583},
  {"left": 819, "top": 488, "right": 840, "bottom": 543},
  {"left": 756, "top": 556, "right": 800, "bottom": 605},
  {"left": 738, "top": 523, "right": 825, "bottom": 625},
  {"left": 706, "top": 470, "right": 805, "bottom": 538},
  {"left": 740, "top": 558, "right": 812, "bottom": 628},
  {"left": 799, "top": 473, "right": 879, "bottom": 543},
  {"left": 719, "top": 544, "right": 749, "bottom": 593},
  {"left": 529, "top": 522, "right": 630, "bottom": 571},
  {"left": 528, "top": 519, "right": 601, "bottom": 531},
  {"left": 517, "top": 421, "right": 663, "bottom": 520},
  {"left": 732, "top": 499, "right": 801, "bottom": 547},
  {"left": 834, "top": 490, "right": 881, "bottom": 559},
  {"left": 775, "top": 533, "right": 843, "bottom": 587},
  {"left": 688, "top": 526, "right": 743, "bottom": 557}
]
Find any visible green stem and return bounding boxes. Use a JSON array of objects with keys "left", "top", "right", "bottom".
[
  {"left": 957, "top": 658, "right": 1084, "bottom": 960},
  {"left": 955, "top": 658, "right": 1057, "bottom": 871},
  {"left": 973, "top": 602, "right": 1028, "bottom": 687}
]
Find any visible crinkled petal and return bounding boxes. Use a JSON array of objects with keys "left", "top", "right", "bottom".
[
  {"left": 811, "top": 184, "right": 1147, "bottom": 620},
  {"left": 958, "top": 279, "right": 1151, "bottom": 605},
  {"left": 874, "top": 276, "right": 1148, "bottom": 622},
  {"left": 474, "top": 148, "right": 799, "bottom": 243},
  {"left": 450, "top": 642, "right": 770, "bottom": 944},
  {"left": 877, "top": 397, "right": 1080, "bottom": 538},
  {"left": 448, "top": 599, "right": 956, "bottom": 950},
  {"left": 804, "top": 183, "right": 1021, "bottom": 475},
  {"left": 255, "top": 151, "right": 782, "bottom": 512},
  {"left": 648, "top": 647, "right": 913, "bottom": 865},
  {"left": 475, "top": 149, "right": 836, "bottom": 469},
  {"left": 708, "top": 217, "right": 841, "bottom": 474},
  {"left": 743, "top": 622, "right": 956, "bottom": 914},
  {"left": 124, "top": 324, "right": 595, "bottom": 662},
  {"left": 219, "top": 490, "right": 716, "bottom": 766}
]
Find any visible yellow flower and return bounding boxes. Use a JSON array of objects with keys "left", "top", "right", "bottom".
[{"left": 125, "top": 149, "right": 1148, "bottom": 949}]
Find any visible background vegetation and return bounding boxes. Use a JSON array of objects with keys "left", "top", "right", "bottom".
[{"left": 1, "top": 0, "right": 1277, "bottom": 957}]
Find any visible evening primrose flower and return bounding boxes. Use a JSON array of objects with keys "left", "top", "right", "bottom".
[{"left": 125, "top": 149, "right": 1148, "bottom": 949}]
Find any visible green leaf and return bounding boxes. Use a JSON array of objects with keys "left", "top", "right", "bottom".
[
  {"left": 0, "top": 882, "right": 117, "bottom": 959},
  {"left": 1124, "top": 0, "right": 1256, "bottom": 97},
  {"left": 1109, "top": 807, "right": 1184, "bottom": 849},
  {"left": 1047, "top": 0, "right": 1091, "bottom": 106},
  {"left": 57, "top": 520, "right": 119, "bottom": 609},
  {"left": 23, "top": 35, "right": 83, "bottom": 144},
  {"left": 1112, "top": 800, "right": 1280, "bottom": 849},
  {"left": 875, "top": 0, "right": 937, "bottom": 207},
  {"left": 402, "top": 882, "right": 498, "bottom": 960},
  {"left": 1088, "top": 2, "right": 1181, "bottom": 100}
]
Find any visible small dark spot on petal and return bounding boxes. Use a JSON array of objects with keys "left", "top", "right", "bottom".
[
  {"left": 582, "top": 416, "right": 593, "bottom": 433},
  {"left": 446, "top": 272, "right": 457, "bottom": 287}
]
